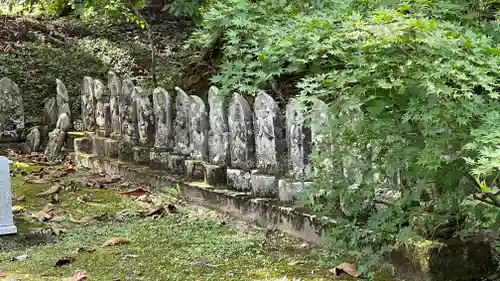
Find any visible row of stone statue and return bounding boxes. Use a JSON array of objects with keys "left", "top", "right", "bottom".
[
  {"left": 81, "top": 72, "right": 328, "bottom": 182},
  {"left": 0, "top": 77, "right": 25, "bottom": 143}
]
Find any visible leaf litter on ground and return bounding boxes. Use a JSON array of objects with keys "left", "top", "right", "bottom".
[
  {"left": 329, "top": 262, "right": 361, "bottom": 278},
  {"left": 62, "top": 270, "right": 88, "bottom": 281},
  {"left": 101, "top": 237, "right": 131, "bottom": 248}
]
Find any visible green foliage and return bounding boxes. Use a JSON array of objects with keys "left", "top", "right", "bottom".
[
  {"left": 189, "top": 0, "right": 500, "bottom": 276},
  {"left": 168, "top": 0, "right": 208, "bottom": 19},
  {"left": 0, "top": 16, "right": 184, "bottom": 124}
]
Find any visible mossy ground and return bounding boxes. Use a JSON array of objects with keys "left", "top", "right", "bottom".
[{"left": 0, "top": 163, "right": 362, "bottom": 281}]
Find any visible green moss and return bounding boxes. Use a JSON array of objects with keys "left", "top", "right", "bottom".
[
  {"left": 2, "top": 172, "right": 397, "bottom": 281},
  {"left": 68, "top": 131, "right": 85, "bottom": 136},
  {"left": 1, "top": 215, "right": 338, "bottom": 281}
]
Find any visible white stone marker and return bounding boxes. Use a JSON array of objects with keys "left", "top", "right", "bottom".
[{"left": 0, "top": 156, "right": 17, "bottom": 235}]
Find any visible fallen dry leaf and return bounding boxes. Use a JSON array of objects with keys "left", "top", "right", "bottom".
[
  {"left": 0, "top": 271, "right": 6, "bottom": 278},
  {"left": 329, "top": 262, "right": 361, "bottom": 278},
  {"left": 51, "top": 227, "right": 68, "bottom": 236},
  {"left": 35, "top": 211, "right": 53, "bottom": 222},
  {"left": 68, "top": 213, "right": 93, "bottom": 224},
  {"left": 65, "top": 164, "right": 76, "bottom": 173},
  {"left": 120, "top": 187, "right": 149, "bottom": 198},
  {"left": 141, "top": 206, "right": 166, "bottom": 217},
  {"left": 37, "top": 184, "right": 61, "bottom": 197},
  {"left": 42, "top": 203, "right": 55, "bottom": 213},
  {"left": 62, "top": 270, "right": 88, "bottom": 281},
  {"left": 101, "top": 237, "right": 131, "bottom": 248},
  {"left": 25, "top": 178, "right": 49, "bottom": 184},
  {"left": 12, "top": 205, "right": 24, "bottom": 213}
]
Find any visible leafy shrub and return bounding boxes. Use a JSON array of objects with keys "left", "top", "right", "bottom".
[{"left": 188, "top": 0, "right": 500, "bottom": 276}]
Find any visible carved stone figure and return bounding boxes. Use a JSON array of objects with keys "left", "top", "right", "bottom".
[
  {"left": 108, "top": 71, "right": 122, "bottom": 138},
  {"left": 135, "top": 87, "right": 155, "bottom": 145},
  {"left": 228, "top": 92, "right": 254, "bottom": 170},
  {"left": 44, "top": 97, "right": 58, "bottom": 128},
  {"left": 189, "top": 95, "right": 208, "bottom": 160},
  {"left": 153, "top": 87, "right": 172, "bottom": 149},
  {"left": 310, "top": 98, "right": 328, "bottom": 146},
  {"left": 81, "top": 76, "right": 96, "bottom": 132},
  {"left": 208, "top": 86, "right": 229, "bottom": 166},
  {"left": 26, "top": 126, "right": 41, "bottom": 153},
  {"left": 0, "top": 77, "right": 24, "bottom": 142},
  {"left": 285, "top": 98, "right": 311, "bottom": 180},
  {"left": 56, "top": 79, "right": 71, "bottom": 118},
  {"left": 120, "top": 78, "right": 138, "bottom": 143},
  {"left": 94, "top": 79, "right": 110, "bottom": 136},
  {"left": 173, "top": 87, "right": 191, "bottom": 155},
  {"left": 253, "top": 91, "right": 285, "bottom": 174}
]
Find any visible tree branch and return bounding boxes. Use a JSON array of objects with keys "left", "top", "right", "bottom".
[{"left": 129, "top": 1, "right": 157, "bottom": 88}]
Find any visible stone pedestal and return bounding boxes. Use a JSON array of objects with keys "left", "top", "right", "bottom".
[
  {"left": 0, "top": 156, "right": 17, "bottom": 235},
  {"left": 74, "top": 137, "right": 91, "bottom": 154},
  {"left": 251, "top": 171, "right": 278, "bottom": 197},
  {"left": 278, "top": 180, "right": 312, "bottom": 202},
  {"left": 203, "top": 164, "right": 226, "bottom": 186},
  {"left": 133, "top": 146, "right": 150, "bottom": 165},
  {"left": 226, "top": 169, "right": 252, "bottom": 192},
  {"left": 104, "top": 139, "right": 119, "bottom": 158},
  {"left": 185, "top": 160, "right": 204, "bottom": 181},
  {"left": 150, "top": 148, "right": 169, "bottom": 170},
  {"left": 91, "top": 137, "right": 107, "bottom": 156},
  {"left": 118, "top": 140, "right": 134, "bottom": 162},
  {"left": 166, "top": 155, "right": 185, "bottom": 174}
]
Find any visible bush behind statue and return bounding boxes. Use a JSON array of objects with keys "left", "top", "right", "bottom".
[{"left": 189, "top": 0, "right": 500, "bottom": 276}]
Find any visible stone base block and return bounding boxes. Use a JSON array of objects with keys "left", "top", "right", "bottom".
[
  {"left": 118, "top": 141, "right": 134, "bottom": 162},
  {"left": 104, "top": 139, "right": 119, "bottom": 158},
  {"left": 203, "top": 164, "right": 226, "bottom": 186},
  {"left": 133, "top": 146, "right": 151, "bottom": 165},
  {"left": 166, "top": 154, "right": 185, "bottom": 174},
  {"left": 185, "top": 160, "right": 204, "bottom": 180},
  {"left": 0, "top": 225, "right": 17, "bottom": 235},
  {"left": 96, "top": 130, "right": 109, "bottom": 137},
  {"left": 149, "top": 148, "right": 170, "bottom": 170},
  {"left": 226, "top": 169, "right": 251, "bottom": 191},
  {"left": 278, "top": 180, "right": 312, "bottom": 202},
  {"left": 251, "top": 172, "right": 278, "bottom": 198},
  {"left": 91, "top": 137, "right": 107, "bottom": 156},
  {"left": 65, "top": 132, "right": 84, "bottom": 150},
  {"left": 74, "top": 137, "right": 91, "bottom": 154}
]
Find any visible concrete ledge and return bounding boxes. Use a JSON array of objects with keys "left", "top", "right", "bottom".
[{"left": 74, "top": 153, "right": 327, "bottom": 244}]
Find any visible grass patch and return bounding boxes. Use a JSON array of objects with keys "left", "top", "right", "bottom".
[{"left": 1, "top": 165, "right": 396, "bottom": 281}]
